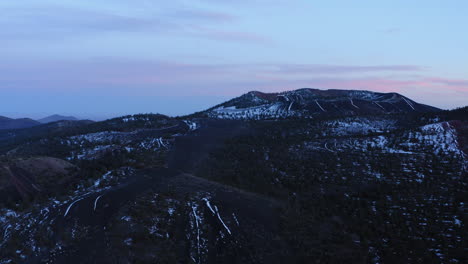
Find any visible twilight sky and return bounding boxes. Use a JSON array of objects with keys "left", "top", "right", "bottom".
[{"left": 1, "top": 0, "right": 467, "bottom": 120}]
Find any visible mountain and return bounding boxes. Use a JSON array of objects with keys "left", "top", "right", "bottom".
[
  {"left": 37, "top": 114, "right": 78, "bottom": 124},
  {"left": 0, "top": 93, "right": 465, "bottom": 263},
  {"left": 0, "top": 114, "right": 80, "bottom": 130},
  {"left": 205, "top": 88, "right": 441, "bottom": 119},
  {"left": 0, "top": 116, "right": 40, "bottom": 130}
]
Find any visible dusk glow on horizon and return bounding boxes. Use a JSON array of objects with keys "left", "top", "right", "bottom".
[{"left": 1, "top": 0, "right": 467, "bottom": 120}]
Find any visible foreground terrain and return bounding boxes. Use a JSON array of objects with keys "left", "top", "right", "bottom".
[{"left": 0, "top": 89, "right": 466, "bottom": 263}]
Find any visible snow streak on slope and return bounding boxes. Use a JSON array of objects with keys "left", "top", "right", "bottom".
[
  {"left": 205, "top": 89, "right": 438, "bottom": 120},
  {"left": 315, "top": 100, "right": 326, "bottom": 112}
]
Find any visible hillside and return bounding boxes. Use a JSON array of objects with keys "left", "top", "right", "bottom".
[
  {"left": 0, "top": 91, "right": 465, "bottom": 263},
  {"left": 0, "top": 157, "right": 78, "bottom": 201},
  {"left": 204, "top": 88, "right": 440, "bottom": 119},
  {"left": 0, "top": 116, "right": 40, "bottom": 130}
]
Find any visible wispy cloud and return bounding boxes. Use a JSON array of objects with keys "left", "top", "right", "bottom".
[
  {"left": 0, "top": 3, "right": 266, "bottom": 44},
  {"left": 381, "top": 28, "right": 401, "bottom": 34},
  {"left": 0, "top": 57, "right": 466, "bottom": 113},
  {"left": 1, "top": 58, "right": 466, "bottom": 98},
  {"left": 271, "top": 64, "right": 424, "bottom": 75},
  {"left": 0, "top": 6, "right": 176, "bottom": 40},
  {"left": 188, "top": 26, "right": 271, "bottom": 43},
  {"left": 425, "top": 77, "right": 468, "bottom": 87},
  {"left": 170, "top": 9, "right": 237, "bottom": 22}
]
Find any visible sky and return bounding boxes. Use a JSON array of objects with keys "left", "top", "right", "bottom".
[{"left": 1, "top": 0, "right": 467, "bottom": 120}]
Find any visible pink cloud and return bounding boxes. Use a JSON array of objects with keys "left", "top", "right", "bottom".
[
  {"left": 1, "top": 59, "right": 467, "bottom": 105},
  {"left": 273, "top": 64, "right": 424, "bottom": 74},
  {"left": 423, "top": 77, "right": 468, "bottom": 92}
]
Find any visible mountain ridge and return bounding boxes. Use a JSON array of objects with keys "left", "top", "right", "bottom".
[
  {"left": 0, "top": 116, "right": 40, "bottom": 130},
  {"left": 0, "top": 94, "right": 466, "bottom": 263},
  {"left": 37, "top": 114, "right": 78, "bottom": 124},
  {"left": 205, "top": 88, "right": 440, "bottom": 119}
]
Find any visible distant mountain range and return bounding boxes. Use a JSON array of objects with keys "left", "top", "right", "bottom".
[
  {"left": 0, "top": 89, "right": 445, "bottom": 129},
  {"left": 37, "top": 115, "right": 78, "bottom": 124},
  {"left": 0, "top": 115, "right": 80, "bottom": 130},
  {"left": 0, "top": 116, "right": 40, "bottom": 130},
  {"left": 204, "top": 88, "right": 440, "bottom": 119}
]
